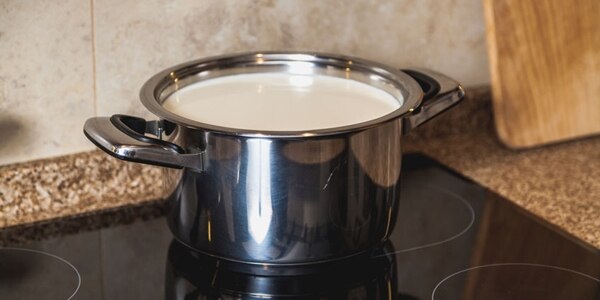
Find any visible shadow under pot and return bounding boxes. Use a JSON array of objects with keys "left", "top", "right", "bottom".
[
  {"left": 164, "top": 239, "right": 398, "bottom": 299},
  {"left": 83, "top": 51, "right": 464, "bottom": 265}
]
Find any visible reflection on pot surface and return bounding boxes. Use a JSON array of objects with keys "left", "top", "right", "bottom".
[{"left": 165, "top": 119, "right": 403, "bottom": 264}]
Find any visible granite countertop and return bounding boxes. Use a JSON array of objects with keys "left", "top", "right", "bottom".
[
  {"left": 403, "top": 88, "right": 600, "bottom": 248},
  {"left": 1, "top": 87, "right": 599, "bottom": 248}
]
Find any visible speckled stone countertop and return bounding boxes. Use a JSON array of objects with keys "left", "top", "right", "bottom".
[
  {"left": 1, "top": 87, "right": 599, "bottom": 248},
  {"left": 0, "top": 151, "right": 165, "bottom": 228},
  {"left": 403, "top": 87, "right": 600, "bottom": 248}
]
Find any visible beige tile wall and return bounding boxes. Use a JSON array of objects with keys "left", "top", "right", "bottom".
[
  {"left": 0, "top": 0, "right": 488, "bottom": 165},
  {"left": 0, "top": 0, "right": 95, "bottom": 165}
]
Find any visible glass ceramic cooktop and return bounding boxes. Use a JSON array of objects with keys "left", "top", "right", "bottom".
[{"left": 1, "top": 154, "right": 598, "bottom": 299}]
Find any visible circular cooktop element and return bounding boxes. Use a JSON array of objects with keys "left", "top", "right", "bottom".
[
  {"left": 385, "top": 184, "right": 475, "bottom": 255},
  {"left": 432, "top": 263, "right": 600, "bottom": 300},
  {"left": 0, "top": 247, "right": 80, "bottom": 300}
]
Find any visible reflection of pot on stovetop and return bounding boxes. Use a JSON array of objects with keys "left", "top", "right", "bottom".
[
  {"left": 165, "top": 240, "right": 398, "bottom": 299},
  {"left": 84, "top": 52, "right": 464, "bottom": 265}
]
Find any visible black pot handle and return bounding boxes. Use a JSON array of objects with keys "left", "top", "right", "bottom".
[
  {"left": 84, "top": 115, "right": 201, "bottom": 169},
  {"left": 401, "top": 69, "right": 465, "bottom": 134}
]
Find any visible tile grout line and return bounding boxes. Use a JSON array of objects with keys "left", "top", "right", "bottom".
[{"left": 90, "top": 0, "right": 98, "bottom": 117}]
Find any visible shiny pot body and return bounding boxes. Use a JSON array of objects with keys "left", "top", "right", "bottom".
[
  {"left": 163, "top": 118, "right": 402, "bottom": 264},
  {"left": 83, "top": 52, "right": 464, "bottom": 265}
]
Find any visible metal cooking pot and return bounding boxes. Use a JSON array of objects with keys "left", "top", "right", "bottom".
[{"left": 83, "top": 52, "right": 464, "bottom": 265}]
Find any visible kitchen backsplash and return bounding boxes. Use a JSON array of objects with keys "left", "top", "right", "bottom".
[{"left": 0, "top": 0, "right": 488, "bottom": 165}]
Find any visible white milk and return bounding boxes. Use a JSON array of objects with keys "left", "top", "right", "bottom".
[{"left": 162, "top": 73, "right": 401, "bottom": 131}]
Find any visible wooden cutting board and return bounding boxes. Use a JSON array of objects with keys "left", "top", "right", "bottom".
[{"left": 484, "top": 0, "right": 600, "bottom": 148}]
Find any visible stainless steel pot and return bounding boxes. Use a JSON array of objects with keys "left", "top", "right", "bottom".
[{"left": 84, "top": 52, "right": 464, "bottom": 265}]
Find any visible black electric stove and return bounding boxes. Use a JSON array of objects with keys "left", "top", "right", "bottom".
[{"left": 1, "top": 154, "right": 599, "bottom": 299}]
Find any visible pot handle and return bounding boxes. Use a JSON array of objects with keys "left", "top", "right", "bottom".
[
  {"left": 84, "top": 115, "right": 197, "bottom": 169},
  {"left": 401, "top": 69, "right": 465, "bottom": 134}
]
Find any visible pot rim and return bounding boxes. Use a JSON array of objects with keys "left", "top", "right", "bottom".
[{"left": 139, "top": 51, "right": 423, "bottom": 138}]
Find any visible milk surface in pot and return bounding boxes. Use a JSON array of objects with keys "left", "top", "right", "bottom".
[{"left": 162, "top": 73, "right": 402, "bottom": 131}]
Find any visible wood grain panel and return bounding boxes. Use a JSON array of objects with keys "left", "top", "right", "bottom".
[{"left": 484, "top": 0, "right": 600, "bottom": 148}]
